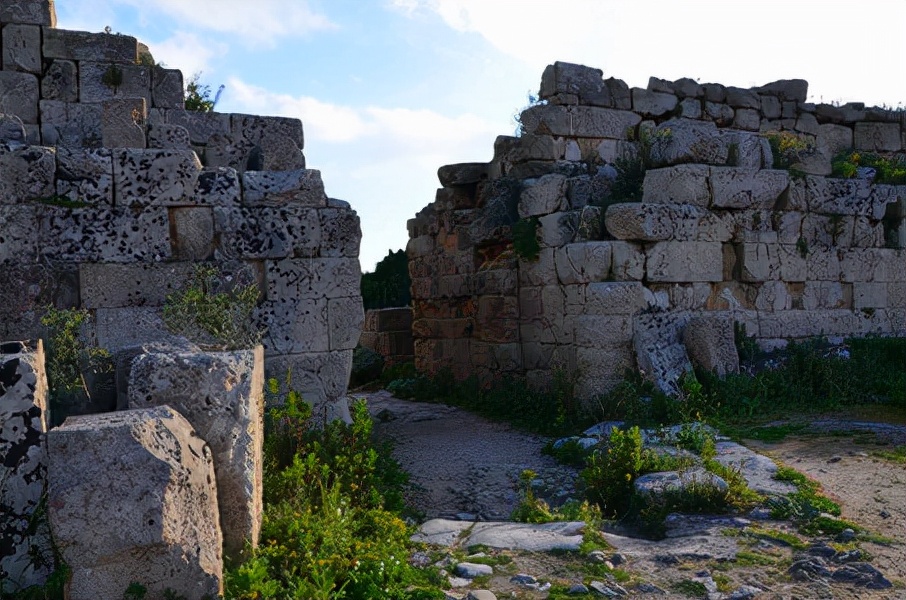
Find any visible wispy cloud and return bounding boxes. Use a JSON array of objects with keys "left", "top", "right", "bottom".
[{"left": 150, "top": 32, "right": 227, "bottom": 78}]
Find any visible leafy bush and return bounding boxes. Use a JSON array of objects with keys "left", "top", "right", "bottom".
[
  {"left": 763, "top": 130, "right": 814, "bottom": 169},
  {"left": 512, "top": 217, "right": 541, "bottom": 261},
  {"left": 581, "top": 426, "right": 643, "bottom": 518},
  {"left": 831, "top": 150, "right": 906, "bottom": 184},
  {"left": 185, "top": 72, "right": 217, "bottom": 112},
  {"left": 226, "top": 395, "right": 435, "bottom": 599},
  {"left": 163, "top": 264, "right": 262, "bottom": 350}
]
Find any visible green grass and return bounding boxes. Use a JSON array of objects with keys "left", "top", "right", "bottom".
[{"left": 872, "top": 446, "right": 906, "bottom": 464}]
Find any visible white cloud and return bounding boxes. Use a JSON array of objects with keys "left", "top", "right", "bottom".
[
  {"left": 118, "top": 0, "right": 336, "bottom": 46},
  {"left": 149, "top": 32, "right": 226, "bottom": 78}
]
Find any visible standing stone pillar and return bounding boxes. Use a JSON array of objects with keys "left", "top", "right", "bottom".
[{"left": 0, "top": 340, "right": 54, "bottom": 590}]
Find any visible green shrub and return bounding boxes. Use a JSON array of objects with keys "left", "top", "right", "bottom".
[
  {"left": 581, "top": 426, "right": 643, "bottom": 518},
  {"left": 763, "top": 130, "right": 814, "bottom": 169},
  {"left": 361, "top": 250, "right": 411, "bottom": 310},
  {"left": 185, "top": 73, "right": 217, "bottom": 112},
  {"left": 162, "top": 264, "right": 261, "bottom": 350},
  {"left": 831, "top": 150, "right": 906, "bottom": 184},
  {"left": 512, "top": 217, "right": 541, "bottom": 261}
]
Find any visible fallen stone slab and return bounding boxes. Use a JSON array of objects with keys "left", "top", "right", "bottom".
[
  {"left": 47, "top": 406, "right": 223, "bottom": 600},
  {"left": 634, "top": 467, "right": 729, "bottom": 497},
  {"left": 413, "top": 519, "right": 585, "bottom": 552},
  {"left": 712, "top": 441, "right": 796, "bottom": 496}
]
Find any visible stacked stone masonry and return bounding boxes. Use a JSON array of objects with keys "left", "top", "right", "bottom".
[
  {"left": 360, "top": 307, "right": 415, "bottom": 366},
  {"left": 0, "top": 0, "right": 364, "bottom": 595},
  {"left": 408, "top": 61, "right": 906, "bottom": 399}
]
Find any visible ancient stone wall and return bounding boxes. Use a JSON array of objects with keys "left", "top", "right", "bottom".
[
  {"left": 360, "top": 308, "right": 415, "bottom": 366},
  {"left": 408, "top": 61, "right": 906, "bottom": 398},
  {"left": 0, "top": 0, "right": 364, "bottom": 419}
]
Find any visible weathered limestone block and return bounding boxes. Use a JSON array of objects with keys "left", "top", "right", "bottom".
[
  {"left": 477, "top": 295, "right": 521, "bottom": 343},
  {"left": 151, "top": 66, "right": 184, "bottom": 109},
  {"left": 682, "top": 315, "right": 739, "bottom": 376},
  {"left": 806, "top": 176, "right": 895, "bottom": 220},
  {"left": 539, "top": 62, "right": 613, "bottom": 106},
  {"left": 839, "top": 248, "right": 901, "bottom": 282},
  {"left": 575, "top": 345, "right": 635, "bottom": 399},
  {"left": 102, "top": 98, "right": 146, "bottom": 148},
  {"left": 553, "top": 242, "right": 612, "bottom": 285},
  {"left": 38, "top": 206, "right": 171, "bottom": 262},
  {"left": 79, "top": 262, "right": 196, "bottom": 309},
  {"left": 242, "top": 169, "right": 327, "bottom": 207},
  {"left": 364, "top": 307, "right": 413, "bottom": 332},
  {"left": 437, "top": 162, "right": 488, "bottom": 187},
  {"left": 0, "top": 206, "right": 38, "bottom": 264},
  {"left": 798, "top": 124, "right": 853, "bottom": 176},
  {"left": 170, "top": 206, "right": 215, "bottom": 260},
  {"left": 801, "top": 281, "right": 849, "bottom": 310},
  {"left": 518, "top": 104, "right": 641, "bottom": 139},
  {"left": 756, "top": 79, "right": 808, "bottom": 102},
  {"left": 258, "top": 297, "right": 329, "bottom": 353},
  {"left": 737, "top": 243, "right": 807, "bottom": 283},
  {"left": 632, "top": 88, "right": 678, "bottom": 117},
  {"left": 725, "top": 87, "right": 759, "bottom": 109},
  {"left": 233, "top": 114, "right": 304, "bottom": 151},
  {"left": 517, "top": 247, "right": 555, "bottom": 287},
  {"left": 649, "top": 118, "right": 729, "bottom": 167},
  {"left": 0, "top": 0, "right": 55, "bottom": 25},
  {"left": 0, "top": 71, "right": 38, "bottom": 123},
  {"left": 851, "top": 216, "right": 885, "bottom": 248},
  {"left": 0, "top": 340, "right": 52, "bottom": 590},
  {"left": 710, "top": 167, "right": 789, "bottom": 209},
  {"left": 213, "top": 206, "right": 321, "bottom": 259},
  {"left": 78, "top": 61, "right": 151, "bottom": 105},
  {"left": 149, "top": 108, "right": 231, "bottom": 145},
  {"left": 722, "top": 130, "right": 772, "bottom": 169},
  {"left": 264, "top": 350, "right": 353, "bottom": 421},
  {"left": 47, "top": 407, "right": 223, "bottom": 599},
  {"left": 732, "top": 108, "right": 760, "bottom": 131},
  {"left": 43, "top": 29, "right": 137, "bottom": 62},
  {"left": 705, "top": 102, "right": 734, "bottom": 126},
  {"left": 0, "top": 145, "right": 54, "bottom": 203},
  {"left": 147, "top": 122, "right": 192, "bottom": 150},
  {"left": 678, "top": 97, "right": 702, "bottom": 119},
  {"left": 266, "top": 257, "right": 361, "bottom": 300},
  {"left": 0, "top": 263, "right": 79, "bottom": 341},
  {"left": 633, "top": 312, "right": 693, "bottom": 395},
  {"left": 583, "top": 281, "right": 647, "bottom": 315},
  {"left": 192, "top": 167, "right": 241, "bottom": 205},
  {"left": 642, "top": 164, "right": 711, "bottom": 207},
  {"left": 800, "top": 214, "right": 854, "bottom": 248},
  {"left": 94, "top": 307, "right": 193, "bottom": 353},
  {"left": 2, "top": 23, "right": 41, "bottom": 73},
  {"left": 794, "top": 113, "right": 820, "bottom": 136},
  {"left": 518, "top": 173, "right": 567, "bottom": 218},
  {"left": 605, "top": 203, "right": 729, "bottom": 242},
  {"left": 319, "top": 207, "right": 361, "bottom": 258},
  {"left": 128, "top": 348, "right": 263, "bottom": 560},
  {"left": 328, "top": 297, "right": 364, "bottom": 351},
  {"left": 757, "top": 309, "right": 861, "bottom": 339},
  {"left": 55, "top": 147, "right": 114, "bottom": 205},
  {"left": 113, "top": 148, "right": 201, "bottom": 206},
  {"left": 609, "top": 241, "right": 645, "bottom": 281},
  {"left": 646, "top": 241, "right": 723, "bottom": 282},
  {"left": 538, "top": 210, "right": 578, "bottom": 247},
  {"left": 39, "top": 100, "right": 102, "bottom": 147},
  {"left": 0, "top": 113, "right": 27, "bottom": 144},
  {"left": 854, "top": 122, "right": 901, "bottom": 152},
  {"left": 40, "top": 59, "right": 78, "bottom": 102},
  {"left": 574, "top": 315, "right": 633, "bottom": 348}
]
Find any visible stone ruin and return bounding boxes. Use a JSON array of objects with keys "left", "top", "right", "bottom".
[
  {"left": 0, "top": 0, "right": 364, "bottom": 596},
  {"left": 408, "top": 61, "right": 906, "bottom": 398}
]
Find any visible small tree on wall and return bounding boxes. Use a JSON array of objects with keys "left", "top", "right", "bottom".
[{"left": 361, "top": 249, "right": 411, "bottom": 310}]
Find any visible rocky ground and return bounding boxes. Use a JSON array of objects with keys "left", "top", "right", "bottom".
[{"left": 363, "top": 391, "right": 906, "bottom": 599}]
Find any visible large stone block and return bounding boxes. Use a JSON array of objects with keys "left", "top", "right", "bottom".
[
  {"left": 0, "top": 145, "right": 54, "bottom": 204},
  {"left": 648, "top": 118, "right": 729, "bottom": 167},
  {"left": 101, "top": 98, "right": 146, "bottom": 148},
  {"left": 801, "top": 281, "right": 848, "bottom": 310},
  {"left": 0, "top": 71, "right": 38, "bottom": 123},
  {"left": 319, "top": 207, "right": 361, "bottom": 258},
  {"left": 554, "top": 242, "right": 612, "bottom": 284},
  {"left": 584, "top": 281, "right": 647, "bottom": 315},
  {"left": 709, "top": 167, "right": 789, "bottom": 209},
  {"left": 539, "top": 61, "right": 613, "bottom": 107},
  {"left": 518, "top": 104, "right": 641, "bottom": 139},
  {"left": 40, "top": 59, "right": 78, "bottom": 102},
  {"left": 264, "top": 350, "right": 353, "bottom": 421},
  {"left": 193, "top": 166, "right": 241, "bottom": 205},
  {"left": 0, "top": 340, "right": 52, "bottom": 590},
  {"left": 805, "top": 175, "right": 894, "bottom": 219},
  {"left": 128, "top": 348, "right": 264, "bottom": 561},
  {"left": 574, "top": 315, "right": 633, "bottom": 348},
  {"left": 148, "top": 108, "right": 231, "bottom": 145},
  {"left": 147, "top": 122, "right": 192, "bottom": 150},
  {"left": 518, "top": 173, "right": 567, "bottom": 218},
  {"left": 242, "top": 169, "right": 327, "bottom": 207},
  {"left": 0, "top": 205, "right": 38, "bottom": 264},
  {"left": 798, "top": 124, "right": 853, "bottom": 176},
  {"left": 737, "top": 242, "right": 807, "bottom": 283},
  {"left": 113, "top": 148, "right": 201, "bottom": 206},
  {"left": 575, "top": 345, "right": 635, "bottom": 399},
  {"left": 40, "top": 100, "right": 102, "bottom": 147},
  {"left": 328, "top": 297, "right": 364, "bottom": 351},
  {"left": 78, "top": 61, "right": 151, "bottom": 105},
  {"left": 682, "top": 314, "right": 739, "bottom": 376},
  {"left": 151, "top": 66, "right": 184, "bottom": 109},
  {"left": 94, "top": 306, "right": 193, "bottom": 353},
  {"left": 170, "top": 206, "right": 214, "bottom": 260},
  {"left": 47, "top": 407, "right": 223, "bottom": 599},
  {"left": 55, "top": 147, "right": 114, "bottom": 206},
  {"left": 2, "top": 23, "right": 41, "bottom": 73},
  {"left": 257, "top": 297, "right": 329, "bottom": 354},
  {"left": 646, "top": 241, "right": 724, "bottom": 282},
  {"left": 642, "top": 164, "right": 711, "bottom": 207},
  {"left": 854, "top": 122, "right": 901, "bottom": 152},
  {"left": 38, "top": 206, "right": 170, "bottom": 262},
  {"left": 632, "top": 88, "right": 678, "bottom": 117},
  {"left": 213, "top": 205, "right": 321, "bottom": 260},
  {"left": 605, "top": 202, "right": 729, "bottom": 242},
  {"left": 0, "top": 0, "right": 55, "bottom": 25},
  {"left": 232, "top": 113, "right": 304, "bottom": 150},
  {"left": 79, "top": 262, "right": 196, "bottom": 309},
  {"left": 43, "top": 29, "right": 137, "bottom": 62},
  {"left": 266, "top": 257, "right": 361, "bottom": 300},
  {"left": 633, "top": 311, "right": 692, "bottom": 395}
]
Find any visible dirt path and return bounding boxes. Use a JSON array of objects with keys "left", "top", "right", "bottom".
[{"left": 363, "top": 390, "right": 578, "bottom": 521}]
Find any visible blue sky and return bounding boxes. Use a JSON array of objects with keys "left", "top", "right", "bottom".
[{"left": 56, "top": 0, "right": 906, "bottom": 271}]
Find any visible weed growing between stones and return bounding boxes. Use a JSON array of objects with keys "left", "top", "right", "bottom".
[
  {"left": 184, "top": 72, "right": 219, "bottom": 112},
  {"left": 763, "top": 130, "right": 814, "bottom": 170},
  {"left": 831, "top": 150, "right": 906, "bottom": 184},
  {"left": 162, "top": 264, "right": 262, "bottom": 351},
  {"left": 224, "top": 392, "right": 443, "bottom": 599},
  {"left": 766, "top": 466, "right": 861, "bottom": 536}
]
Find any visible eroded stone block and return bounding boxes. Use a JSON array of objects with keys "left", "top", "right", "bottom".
[
  {"left": 128, "top": 348, "right": 263, "bottom": 560},
  {"left": 102, "top": 98, "right": 146, "bottom": 148},
  {"left": 584, "top": 281, "right": 647, "bottom": 315},
  {"left": 40, "top": 59, "right": 78, "bottom": 102},
  {"left": 0, "top": 0, "right": 55, "bottom": 26},
  {"left": 55, "top": 147, "right": 114, "bottom": 205},
  {"left": 0, "top": 145, "right": 54, "bottom": 203},
  {"left": 0, "top": 340, "right": 52, "bottom": 590},
  {"left": 0, "top": 71, "right": 38, "bottom": 123},
  {"left": 264, "top": 350, "right": 353, "bottom": 421},
  {"left": 151, "top": 66, "right": 184, "bottom": 109},
  {"left": 147, "top": 122, "right": 191, "bottom": 150},
  {"left": 214, "top": 206, "right": 321, "bottom": 260},
  {"left": 113, "top": 148, "right": 201, "bottom": 206},
  {"left": 266, "top": 257, "right": 361, "bottom": 300},
  {"left": 554, "top": 242, "right": 612, "bottom": 285},
  {"left": 47, "top": 406, "right": 223, "bottom": 599},
  {"left": 682, "top": 314, "right": 739, "bottom": 376},
  {"left": 518, "top": 104, "right": 641, "bottom": 139},
  {"left": 854, "top": 122, "right": 901, "bottom": 152},
  {"left": 149, "top": 108, "right": 231, "bottom": 145},
  {"left": 2, "top": 23, "right": 41, "bottom": 73},
  {"left": 649, "top": 118, "right": 729, "bottom": 167},
  {"left": 40, "top": 100, "right": 102, "bottom": 147},
  {"left": 633, "top": 311, "right": 693, "bottom": 395},
  {"left": 79, "top": 262, "right": 196, "bottom": 308},
  {"left": 710, "top": 167, "right": 789, "bottom": 209},
  {"left": 646, "top": 241, "right": 723, "bottom": 282},
  {"left": 242, "top": 169, "right": 326, "bottom": 207},
  {"left": 328, "top": 297, "right": 364, "bottom": 351},
  {"left": 606, "top": 202, "right": 729, "bottom": 242},
  {"left": 642, "top": 164, "right": 711, "bottom": 207},
  {"left": 38, "top": 206, "right": 171, "bottom": 262},
  {"left": 518, "top": 173, "right": 567, "bottom": 218},
  {"left": 43, "top": 29, "right": 137, "bottom": 63},
  {"left": 319, "top": 207, "right": 361, "bottom": 258}
]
